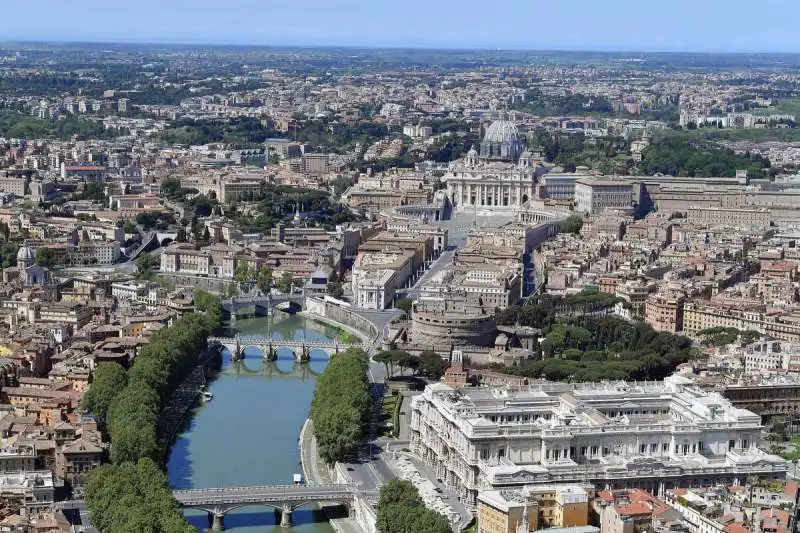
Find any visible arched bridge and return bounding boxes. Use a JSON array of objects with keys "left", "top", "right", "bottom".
[
  {"left": 209, "top": 335, "right": 364, "bottom": 362},
  {"left": 56, "top": 483, "right": 367, "bottom": 529},
  {"left": 220, "top": 294, "right": 303, "bottom": 315}
]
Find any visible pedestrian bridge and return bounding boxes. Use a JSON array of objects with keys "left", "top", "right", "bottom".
[
  {"left": 56, "top": 483, "right": 368, "bottom": 529},
  {"left": 208, "top": 335, "right": 365, "bottom": 362}
]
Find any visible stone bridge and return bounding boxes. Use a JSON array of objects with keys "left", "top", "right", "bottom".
[
  {"left": 56, "top": 483, "right": 367, "bottom": 529},
  {"left": 220, "top": 294, "right": 303, "bottom": 315},
  {"left": 209, "top": 335, "right": 364, "bottom": 362},
  {"left": 231, "top": 359, "right": 323, "bottom": 379}
]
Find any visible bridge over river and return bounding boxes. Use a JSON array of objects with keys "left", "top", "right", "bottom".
[
  {"left": 208, "top": 335, "right": 364, "bottom": 362},
  {"left": 57, "top": 483, "right": 369, "bottom": 529}
]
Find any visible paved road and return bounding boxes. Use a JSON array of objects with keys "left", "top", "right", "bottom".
[
  {"left": 400, "top": 250, "right": 455, "bottom": 297},
  {"left": 173, "top": 484, "right": 356, "bottom": 506}
]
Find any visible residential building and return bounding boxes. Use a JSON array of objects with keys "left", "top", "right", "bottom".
[
  {"left": 645, "top": 293, "right": 686, "bottom": 333},
  {"left": 477, "top": 484, "right": 590, "bottom": 533}
]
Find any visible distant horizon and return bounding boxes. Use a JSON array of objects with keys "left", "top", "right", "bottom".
[
  {"left": 2, "top": 0, "right": 799, "bottom": 55},
  {"left": 5, "top": 38, "right": 800, "bottom": 57}
]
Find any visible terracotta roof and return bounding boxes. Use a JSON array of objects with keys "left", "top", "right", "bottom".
[
  {"left": 726, "top": 523, "right": 750, "bottom": 533},
  {"left": 615, "top": 503, "right": 653, "bottom": 517}
]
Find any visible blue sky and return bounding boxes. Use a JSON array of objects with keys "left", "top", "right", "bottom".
[{"left": 1, "top": 0, "right": 797, "bottom": 52}]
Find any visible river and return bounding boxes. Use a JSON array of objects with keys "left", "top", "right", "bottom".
[{"left": 167, "top": 313, "right": 342, "bottom": 532}]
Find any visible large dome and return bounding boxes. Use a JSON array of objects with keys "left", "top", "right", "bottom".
[
  {"left": 480, "top": 120, "right": 524, "bottom": 161},
  {"left": 483, "top": 120, "right": 521, "bottom": 144}
]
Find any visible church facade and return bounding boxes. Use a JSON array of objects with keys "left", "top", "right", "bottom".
[
  {"left": 2, "top": 245, "right": 48, "bottom": 286},
  {"left": 444, "top": 119, "right": 538, "bottom": 211}
]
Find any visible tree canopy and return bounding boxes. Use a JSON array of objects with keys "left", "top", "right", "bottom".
[
  {"left": 492, "top": 293, "right": 699, "bottom": 382},
  {"left": 640, "top": 135, "right": 770, "bottom": 178},
  {"left": 84, "top": 459, "right": 194, "bottom": 533},
  {"left": 377, "top": 479, "right": 450, "bottom": 533},
  {"left": 310, "top": 349, "right": 371, "bottom": 464},
  {"left": 80, "top": 363, "right": 127, "bottom": 422},
  {"left": 83, "top": 302, "right": 220, "bottom": 532}
]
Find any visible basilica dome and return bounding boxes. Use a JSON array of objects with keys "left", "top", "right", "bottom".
[{"left": 480, "top": 120, "right": 524, "bottom": 161}]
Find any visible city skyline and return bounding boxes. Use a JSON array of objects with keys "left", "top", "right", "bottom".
[{"left": 2, "top": 0, "right": 799, "bottom": 53}]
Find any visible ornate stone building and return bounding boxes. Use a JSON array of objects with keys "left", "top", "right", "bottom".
[
  {"left": 445, "top": 119, "right": 537, "bottom": 211},
  {"left": 410, "top": 375, "right": 787, "bottom": 507}
]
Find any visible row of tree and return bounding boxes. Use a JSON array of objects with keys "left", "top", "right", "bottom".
[
  {"left": 495, "top": 292, "right": 620, "bottom": 327},
  {"left": 310, "top": 349, "right": 371, "bottom": 464},
  {"left": 83, "top": 459, "right": 194, "bottom": 533},
  {"left": 697, "top": 326, "right": 761, "bottom": 347},
  {"left": 377, "top": 479, "right": 450, "bottom": 533},
  {"left": 373, "top": 349, "right": 448, "bottom": 380},
  {"left": 232, "top": 263, "right": 294, "bottom": 293},
  {"left": 83, "top": 293, "right": 222, "bottom": 531}
]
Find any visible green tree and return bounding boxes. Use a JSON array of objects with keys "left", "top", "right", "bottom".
[
  {"left": 277, "top": 271, "right": 293, "bottom": 293},
  {"left": 81, "top": 363, "right": 127, "bottom": 422},
  {"left": 310, "top": 350, "right": 371, "bottom": 464},
  {"left": 122, "top": 220, "right": 136, "bottom": 233},
  {"left": 35, "top": 247, "right": 56, "bottom": 267},
  {"left": 377, "top": 479, "right": 450, "bottom": 533},
  {"left": 159, "top": 178, "right": 183, "bottom": 199},
  {"left": 559, "top": 215, "right": 584, "bottom": 234},
  {"left": 419, "top": 351, "right": 448, "bottom": 379},
  {"left": 394, "top": 298, "right": 413, "bottom": 314},
  {"left": 256, "top": 267, "right": 273, "bottom": 294},
  {"left": 234, "top": 262, "right": 255, "bottom": 284},
  {"left": 84, "top": 459, "right": 194, "bottom": 533},
  {"left": 374, "top": 351, "right": 396, "bottom": 378},
  {"left": 0, "top": 243, "right": 19, "bottom": 268},
  {"left": 135, "top": 253, "right": 155, "bottom": 279}
]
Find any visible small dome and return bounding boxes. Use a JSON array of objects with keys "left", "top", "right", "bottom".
[{"left": 16, "top": 245, "right": 34, "bottom": 263}]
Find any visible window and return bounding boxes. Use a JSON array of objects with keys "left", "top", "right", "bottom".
[
  {"left": 729, "top": 440, "right": 736, "bottom": 450},
  {"left": 640, "top": 444, "right": 646, "bottom": 454},
  {"left": 743, "top": 440, "right": 749, "bottom": 449},
  {"left": 580, "top": 447, "right": 587, "bottom": 456},
  {"left": 498, "top": 448, "right": 505, "bottom": 459},
  {"left": 602, "top": 447, "right": 609, "bottom": 456}
]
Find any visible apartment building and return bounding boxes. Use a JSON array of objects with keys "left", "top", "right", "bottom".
[
  {"left": 645, "top": 293, "right": 686, "bottom": 333},
  {"left": 160, "top": 244, "right": 212, "bottom": 276},
  {"left": 477, "top": 485, "right": 590, "bottom": 533},
  {"left": 683, "top": 301, "right": 800, "bottom": 342}
]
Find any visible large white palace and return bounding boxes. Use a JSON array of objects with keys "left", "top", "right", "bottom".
[
  {"left": 410, "top": 375, "right": 787, "bottom": 508},
  {"left": 444, "top": 119, "right": 538, "bottom": 211}
]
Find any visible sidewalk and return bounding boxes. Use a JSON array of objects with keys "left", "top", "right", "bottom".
[
  {"left": 299, "top": 419, "right": 365, "bottom": 533},
  {"left": 382, "top": 450, "right": 473, "bottom": 531}
]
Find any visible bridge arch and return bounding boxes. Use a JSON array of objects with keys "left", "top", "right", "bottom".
[{"left": 209, "top": 337, "right": 363, "bottom": 364}]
